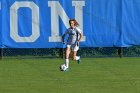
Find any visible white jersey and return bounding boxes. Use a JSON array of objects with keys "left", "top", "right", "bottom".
[{"left": 65, "top": 27, "right": 81, "bottom": 44}]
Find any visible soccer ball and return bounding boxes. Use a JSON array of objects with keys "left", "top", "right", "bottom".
[{"left": 60, "top": 64, "right": 67, "bottom": 71}]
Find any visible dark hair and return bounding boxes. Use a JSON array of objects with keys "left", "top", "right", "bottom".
[{"left": 69, "top": 19, "right": 79, "bottom": 27}]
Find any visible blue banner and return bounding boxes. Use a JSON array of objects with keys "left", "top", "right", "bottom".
[{"left": 0, "top": 0, "right": 140, "bottom": 48}]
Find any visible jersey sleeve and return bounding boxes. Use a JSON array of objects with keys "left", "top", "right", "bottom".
[{"left": 76, "top": 27, "right": 82, "bottom": 34}]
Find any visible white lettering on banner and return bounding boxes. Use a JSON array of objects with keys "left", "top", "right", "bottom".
[
  {"left": 72, "top": 1, "right": 86, "bottom": 41},
  {"left": 9, "top": 1, "right": 85, "bottom": 43},
  {"left": 48, "top": 0, "right": 86, "bottom": 42},
  {"left": 0, "top": 1, "right": 1, "bottom": 10},
  {"left": 48, "top": 1, "right": 69, "bottom": 42},
  {"left": 10, "top": 1, "right": 40, "bottom": 42}
]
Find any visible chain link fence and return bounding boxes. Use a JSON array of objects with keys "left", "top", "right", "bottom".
[{"left": 1, "top": 46, "right": 140, "bottom": 59}]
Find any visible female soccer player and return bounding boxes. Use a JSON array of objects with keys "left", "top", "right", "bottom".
[{"left": 62, "top": 19, "right": 83, "bottom": 71}]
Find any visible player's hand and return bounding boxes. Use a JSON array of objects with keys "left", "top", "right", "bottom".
[
  {"left": 77, "top": 41, "right": 79, "bottom": 46},
  {"left": 62, "top": 42, "right": 66, "bottom": 44}
]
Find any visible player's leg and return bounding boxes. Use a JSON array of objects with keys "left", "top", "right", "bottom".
[
  {"left": 72, "top": 51, "right": 77, "bottom": 60},
  {"left": 72, "top": 45, "right": 80, "bottom": 64},
  {"left": 65, "top": 45, "right": 71, "bottom": 68}
]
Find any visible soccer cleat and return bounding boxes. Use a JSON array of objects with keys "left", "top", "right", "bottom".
[
  {"left": 77, "top": 56, "right": 81, "bottom": 64},
  {"left": 65, "top": 68, "right": 69, "bottom": 71}
]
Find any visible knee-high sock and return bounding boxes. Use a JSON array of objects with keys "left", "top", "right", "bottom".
[{"left": 65, "top": 59, "right": 69, "bottom": 68}]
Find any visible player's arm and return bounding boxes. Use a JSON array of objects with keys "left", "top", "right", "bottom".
[
  {"left": 78, "top": 32, "right": 83, "bottom": 42},
  {"left": 76, "top": 28, "right": 83, "bottom": 42},
  {"left": 77, "top": 32, "right": 82, "bottom": 46},
  {"left": 76, "top": 28, "right": 83, "bottom": 46},
  {"left": 62, "top": 34, "right": 65, "bottom": 43},
  {"left": 62, "top": 30, "right": 68, "bottom": 43}
]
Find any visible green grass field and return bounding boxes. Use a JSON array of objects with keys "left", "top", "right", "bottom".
[{"left": 0, "top": 57, "right": 140, "bottom": 93}]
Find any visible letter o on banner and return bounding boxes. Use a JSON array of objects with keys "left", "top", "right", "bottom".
[{"left": 10, "top": 1, "right": 40, "bottom": 42}]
